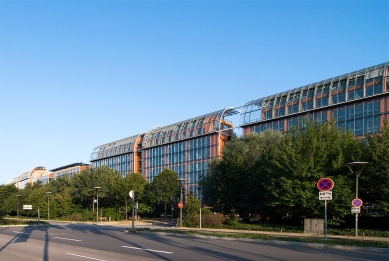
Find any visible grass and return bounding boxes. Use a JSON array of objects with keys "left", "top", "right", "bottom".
[
  {"left": 205, "top": 222, "right": 389, "bottom": 237},
  {"left": 135, "top": 228, "right": 389, "bottom": 249},
  {"left": 0, "top": 219, "right": 47, "bottom": 226}
]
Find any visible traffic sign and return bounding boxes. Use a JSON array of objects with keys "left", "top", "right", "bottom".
[
  {"left": 178, "top": 202, "right": 183, "bottom": 209},
  {"left": 351, "top": 207, "right": 360, "bottom": 213},
  {"left": 352, "top": 198, "right": 363, "bottom": 208},
  {"left": 319, "top": 191, "right": 332, "bottom": 200},
  {"left": 317, "top": 178, "right": 334, "bottom": 191},
  {"left": 23, "top": 205, "right": 32, "bottom": 210}
]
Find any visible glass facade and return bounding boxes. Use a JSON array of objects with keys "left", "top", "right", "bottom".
[
  {"left": 141, "top": 108, "right": 238, "bottom": 198},
  {"left": 87, "top": 62, "right": 388, "bottom": 201},
  {"left": 241, "top": 62, "right": 389, "bottom": 136},
  {"left": 90, "top": 108, "right": 238, "bottom": 199},
  {"left": 90, "top": 134, "right": 142, "bottom": 177}
]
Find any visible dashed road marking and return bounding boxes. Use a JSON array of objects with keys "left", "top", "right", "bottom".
[{"left": 121, "top": 245, "right": 173, "bottom": 254}]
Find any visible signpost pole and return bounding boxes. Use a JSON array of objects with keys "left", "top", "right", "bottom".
[
  {"left": 324, "top": 200, "right": 327, "bottom": 240},
  {"left": 132, "top": 197, "right": 135, "bottom": 229},
  {"left": 317, "top": 178, "right": 334, "bottom": 241}
]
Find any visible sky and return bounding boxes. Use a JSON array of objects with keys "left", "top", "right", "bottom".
[{"left": 0, "top": 0, "right": 388, "bottom": 185}]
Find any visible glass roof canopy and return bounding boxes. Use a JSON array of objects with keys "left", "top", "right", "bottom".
[
  {"left": 240, "top": 62, "right": 388, "bottom": 126},
  {"left": 90, "top": 107, "right": 240, "bottom": 160},
  {"left": 90, "top": 134, "right": 142, "bottom": 161},
  {"left": 142, "top": 107, "right": 239, "bottom": 149}
]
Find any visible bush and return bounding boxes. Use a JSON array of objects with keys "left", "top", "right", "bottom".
[
  {"left": 224, "top": 208, "right": 239, "bottom": 226},
  {"left": 198, "top": 213, "right": 227, "bottom": 227}
]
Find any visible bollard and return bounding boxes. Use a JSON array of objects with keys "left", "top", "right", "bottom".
[
  {"left": 281, "top": 228, "right": 283, "bottom": 233},
  {"left": 363, "top": 233, "right": 365, "bottom": 239},
  {"left": 249, "top": 228, "right": 250, "bottom": 232}
]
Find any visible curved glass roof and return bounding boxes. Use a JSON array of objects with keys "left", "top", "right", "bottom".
[
  {"left": 240, "top": 62, "right": 388, "bottom": 126},
  {"left": 142, "top": 107, "right": 239, "bottom": 149},
  {"left": 90, "top": 134, "right": 143, "bottom": 161}
]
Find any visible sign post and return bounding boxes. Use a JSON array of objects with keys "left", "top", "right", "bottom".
[
  {"left": 317, "top": 178, "right": 334, "bottom": 240},
  {"left": 129, "top": 190, "right": 135, "bottom": 229}
]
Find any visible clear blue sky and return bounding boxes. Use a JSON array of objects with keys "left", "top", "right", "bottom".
[{"left": 1, "top": 0, "right": 388, "bottom": 185}]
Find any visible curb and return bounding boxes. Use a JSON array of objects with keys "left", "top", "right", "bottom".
[{"left": 127, "top": 230, "right": 389, "bottom": 253}]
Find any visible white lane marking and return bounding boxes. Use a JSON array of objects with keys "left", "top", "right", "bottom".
[
  {"left": 12, "top": 231, "right": 30, "bottom": 234},
  {"left": 121, "top": 246, "right": 173, "bottom": 254},
  {"left": 54, "top": 236, "right": 81, "bottom": 241},
  {"left": 66, "top": 253, "right": 106, "bottom": 261}
]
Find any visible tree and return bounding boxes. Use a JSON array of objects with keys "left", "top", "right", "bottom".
[
  {"left": 120, "top": 172, "right": 148, "bottom": 219},
  {"left": 363, "top": 123, "right": 389, "bottom": 213},
  {"left": 71, "top": 166, "right": 123, "bottom": 209},
  {"left": 150, "top": 169, "right": 180, "bottom": 217},
  {"left": 270, "top": 118, "right": 362, "bottom": 224},
  {"left": 183, "top": 196, "right": 200, "bottom": 226},
  {"left": 0, "top": 184, "right": 18, "bottom": 210}
]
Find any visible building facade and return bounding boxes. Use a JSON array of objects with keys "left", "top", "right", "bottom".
[
  {"left": 240, "top": 62, "right": 389, "bottom": 136},
  {"left": 90, "top": 62, "right": 388, "bottom": 200},
  {"left": 90, "top": 108, "right": 238, "bottom": 198},
  {"left": 7, "top": 166, "right": 50, "bottom": 188},
  {"left": 50, "top": 162, "right": 90, "bottom": 179}
]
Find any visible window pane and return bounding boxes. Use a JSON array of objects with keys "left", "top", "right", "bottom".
[
  {"left": 346, "top": 106, "right": 355, "bottom": 120},
  {"left": 338, "top": 92, "right": 346, "bottom": 103},
  {"left": 338, "top": 107, "right": 345, "bottom": 121},
  {"left": 355, "top": 104, "right": 363, "bottom": 118},
  {"left": 366, "top": 86, "right": 374, "bottom": 96},
  {"left": 355, "top": 119, "right": 363, "bottom": 136},
  {"left": 364, "top": 116, "right": 374, "bottom": 134}
]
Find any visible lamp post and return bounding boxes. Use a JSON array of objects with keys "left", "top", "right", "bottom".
[
  {"left": 46, "top": 192, "right": 52, "bottom": 220},
  {"left": 93, "top": 187, "right": 101, "bottom": 223},
  {"left": 347, "top": 162, "right": 368, "bottom": 237},
  {"left": 16, "top": 195, "right": 21, "bottom": 219},
  {"left": 177, "top": 178, "right": 186, "bottom": 228}
]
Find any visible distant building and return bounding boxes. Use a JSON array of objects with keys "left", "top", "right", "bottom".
[
  {"left": 50, "top": 162, "right": 90, "bottom": 179},
  {"left": 7, "top": 163, "right": 90, "bottom": 188},
  {"left": 7, "top": 166, "right": 49, "bottom": 188}
]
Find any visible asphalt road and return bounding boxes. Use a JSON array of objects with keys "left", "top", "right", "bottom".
[{"left": 0, "top": 223, "right": 388, "bottom": 261}]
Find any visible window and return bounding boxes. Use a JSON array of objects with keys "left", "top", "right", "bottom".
[{"left": 276, "top": 107, "right": 285, "bottom": 117}]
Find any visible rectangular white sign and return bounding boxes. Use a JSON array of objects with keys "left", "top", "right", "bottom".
[
  {"left": 319, "top": 191, "right": 332, "bottom": 200},
  {"left": 351, "top": 207, "right": 361, "bottom": 213},
  {"left": 23, "top": 205, "right": 32, "bottom": 210}
]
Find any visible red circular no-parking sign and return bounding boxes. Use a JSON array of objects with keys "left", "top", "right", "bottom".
[
  {"left": 352, "top": 198, "right": 363, "bottom": 208},
  {"left": 178, "top": 202, "right": 183, "bottom": 209},
  {"left": 317, "top": 178, "right": 334, "bottom": 191}
]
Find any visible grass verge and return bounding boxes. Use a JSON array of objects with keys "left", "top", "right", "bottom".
[
  {"left": 0, "top": 219, "right": 47, "bottom": 226},
  {"left": 134, "top": 228, "right": 389, "bottom": 249}
]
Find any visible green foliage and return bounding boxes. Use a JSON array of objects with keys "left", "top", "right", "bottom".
[
  {"left": 200, "top": 119, "right": 380, "bottom": 225},
  {"left": 183, "top": 196, "right": 200, "bottom": 226},
  {"left": 224, "top": 208, "right": 239, "bottom": 226},
  {"left": 362, "top": 122, "right": 389, "bottom": 212},
  {"left": 148, "top": 169, "right": 180, "bottom": 217}
]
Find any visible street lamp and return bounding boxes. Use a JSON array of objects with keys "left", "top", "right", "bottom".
[
  {"left": 16, "top": 195, "right": 21, "bottom": 219},
  {"left": 93, "top": 187, "right": 101, "bottom": 223},
  {"left": 347, "top": 162, "right": 368, "bottom": 237},
  {"left": 177, "top": 178, "right": 186, "bottom": 228},
  {"left": 46, "top": 192, "right": 52, "bottom": 221}
]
